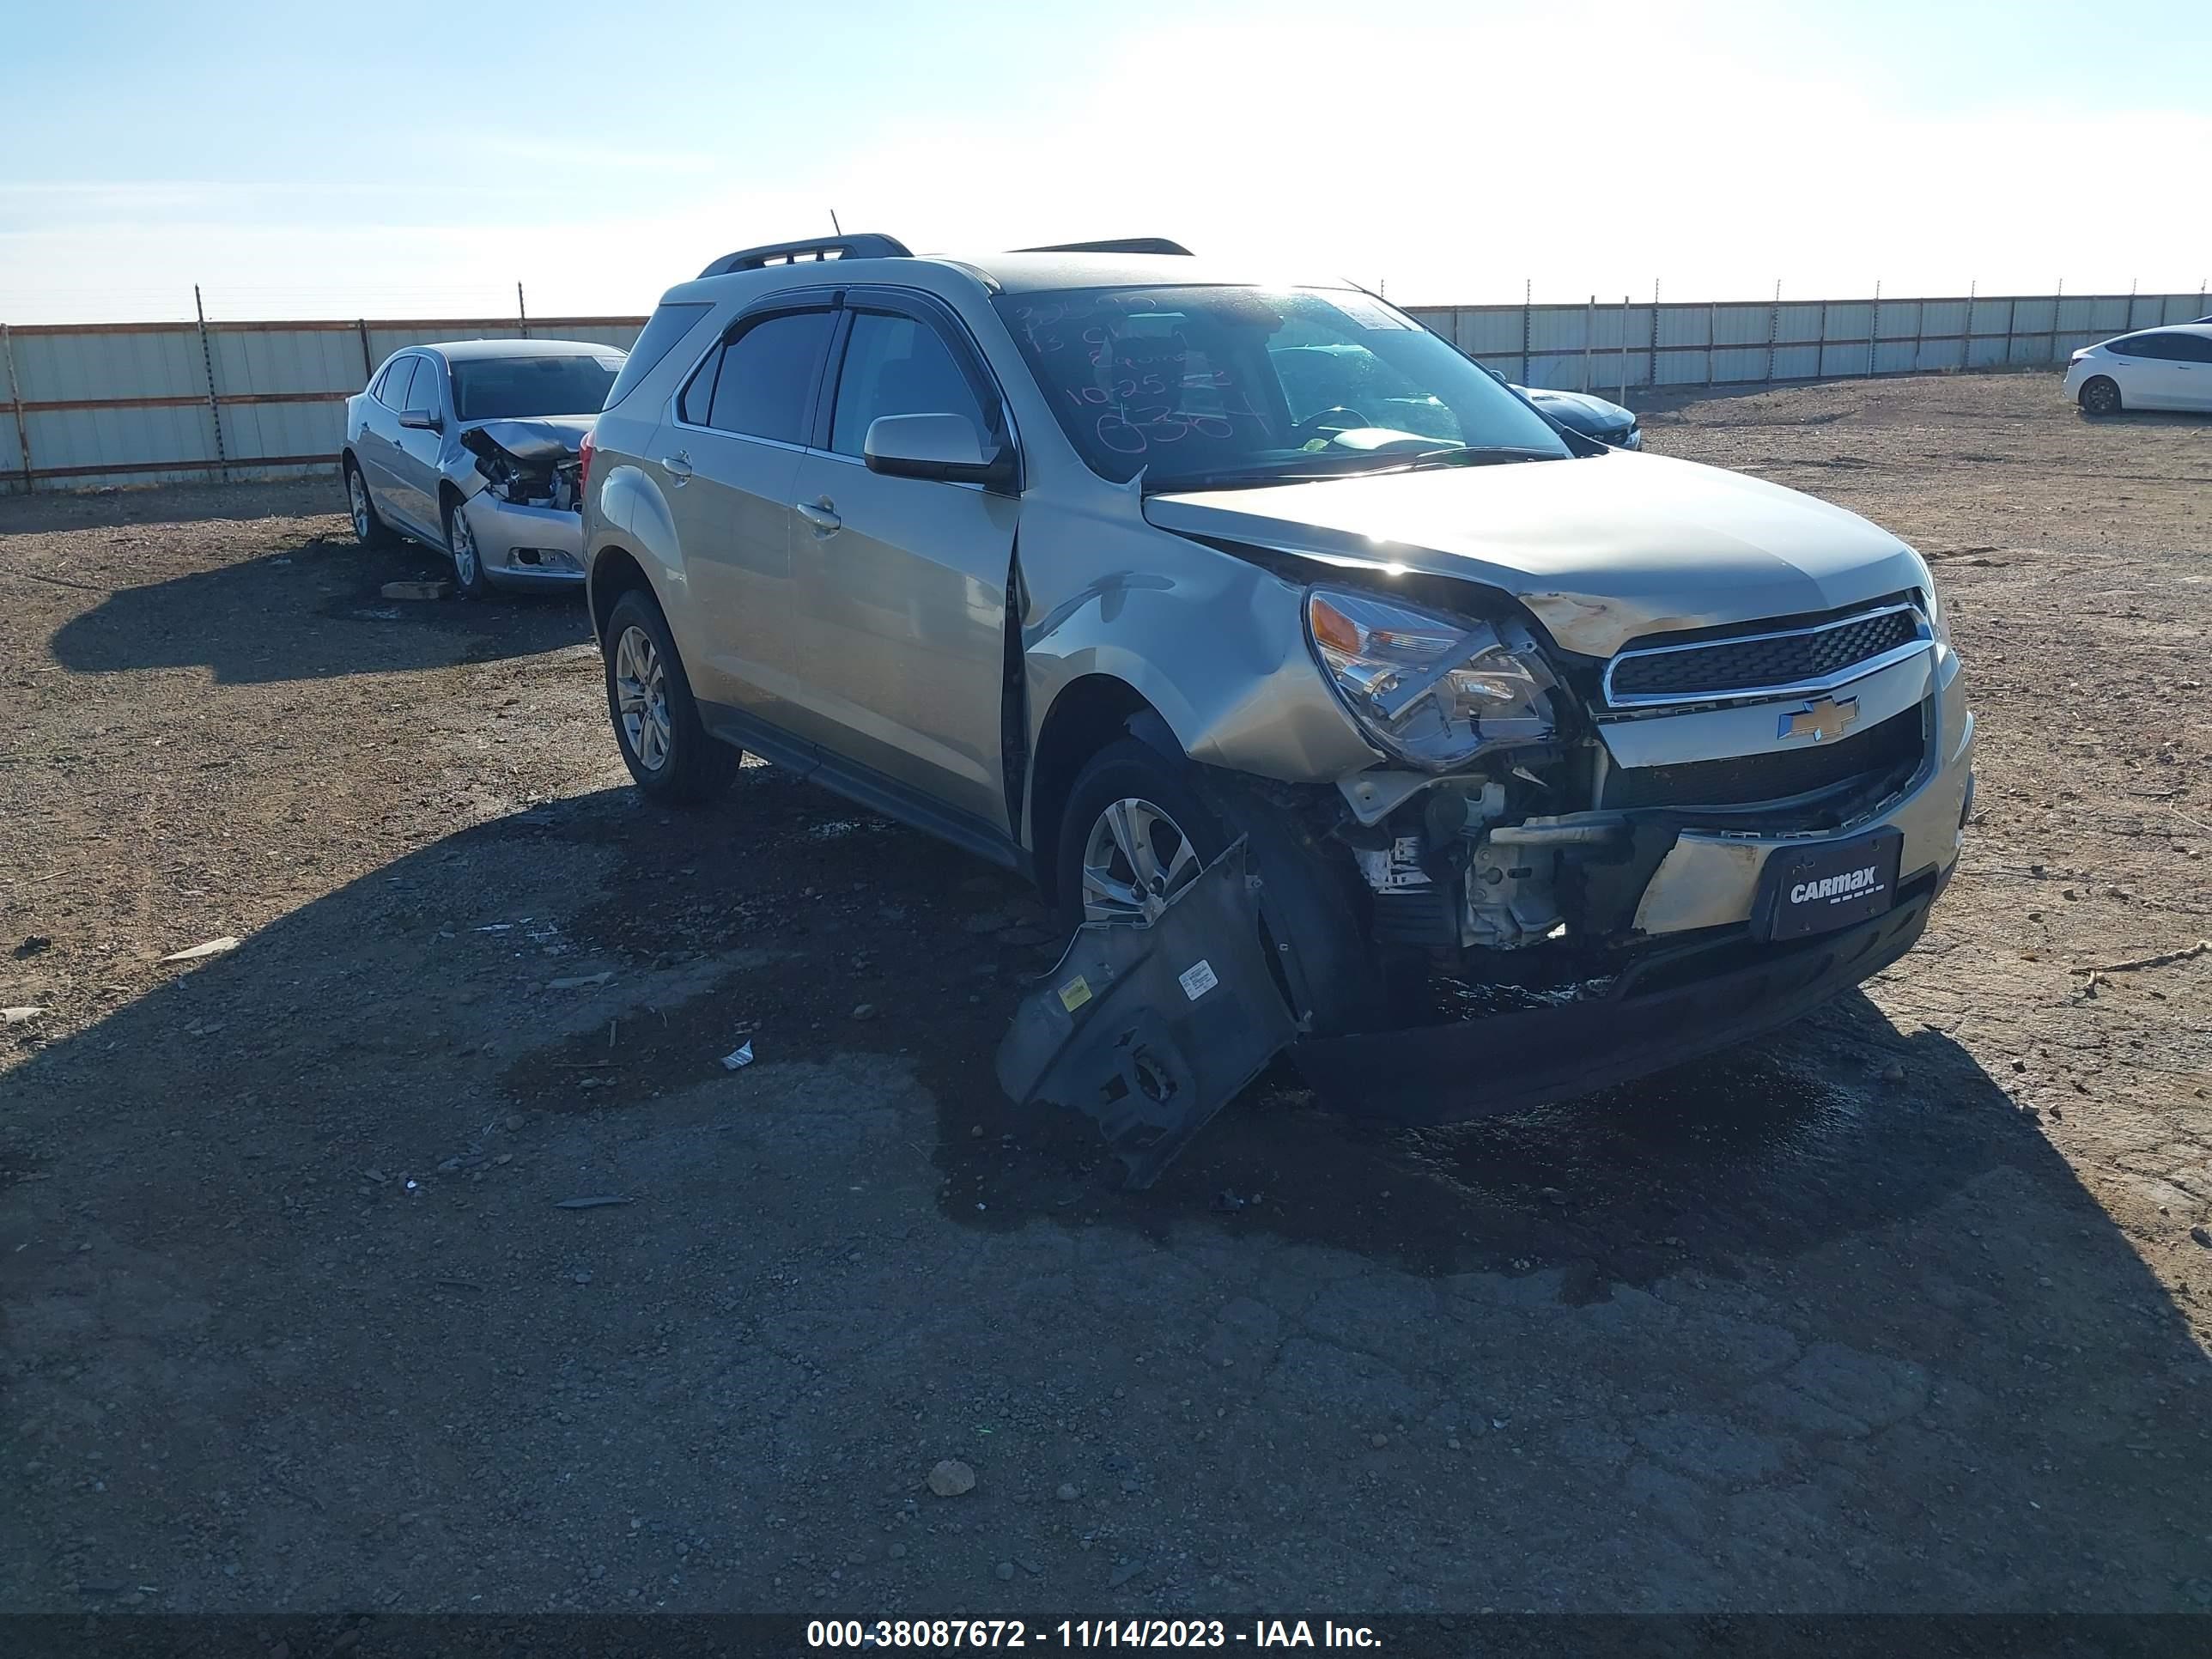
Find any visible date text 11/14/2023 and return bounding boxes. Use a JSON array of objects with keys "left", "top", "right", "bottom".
[{"left": 807, "top": 1620, "right": 1382, "bottom": 1649}]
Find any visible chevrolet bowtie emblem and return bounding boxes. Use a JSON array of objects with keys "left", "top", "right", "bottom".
[{"left": 1779, "top": 696, "right": 1859, "bottom": 743}]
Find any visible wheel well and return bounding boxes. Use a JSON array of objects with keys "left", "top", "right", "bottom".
[
  {"left": 589, "top": 547, "right": 653, "bottom": 643},
  {"left": 1027, "top": 675, "right": 1164, "bottom": 908}
]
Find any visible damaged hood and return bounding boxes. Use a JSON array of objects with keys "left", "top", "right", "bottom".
[
  {"left": 454, "top": 416, "right": 594, "bottom": 468},
  {"left": 1145, "top": 450, "right": 1928, "bottom": 658}
]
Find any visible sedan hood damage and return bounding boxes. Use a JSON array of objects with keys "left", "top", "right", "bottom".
[
  {"left": 453, "top": 416, "right": 595, "bottom": 512},
  {"left": 1145, "top": 450, "right": 1927, "bottom": 658}
]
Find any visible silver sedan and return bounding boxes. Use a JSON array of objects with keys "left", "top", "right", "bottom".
[{"left": 340, "top": 338, "right": 625, "bottom": 595}]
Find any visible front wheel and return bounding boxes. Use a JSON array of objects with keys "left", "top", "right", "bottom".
[
  {"left": 444, "top": 496, "right": 494, "bottom": 598},
  {"left": 603, "top": 588, "right": 738, "bottom": 804},
  {"left": 2078, "top": 375, "right": 2121, "bottom": 416},
  {"left": 1053, "top": 736, "right": 1389, "bottom": 1037}
]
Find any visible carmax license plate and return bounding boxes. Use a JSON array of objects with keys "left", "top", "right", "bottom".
[{"left": 1756, "top": 828, "right": 1904, "bottom": 941}]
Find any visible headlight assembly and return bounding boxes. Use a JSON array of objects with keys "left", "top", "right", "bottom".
[{"left": 1305, "top": 586, "right": 1557, "bottom": 769}]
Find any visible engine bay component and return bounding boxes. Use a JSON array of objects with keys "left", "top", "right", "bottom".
[{"left": 458, "top": 420, "right": 585, "bottom": 511}]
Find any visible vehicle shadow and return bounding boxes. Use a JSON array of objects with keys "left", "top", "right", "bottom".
[
  {"left": 3, "top": 784, "right": 2205, "bottom": 1609},
  {"left": 46, "top": 527, "right": 591, "bottom": 684}
]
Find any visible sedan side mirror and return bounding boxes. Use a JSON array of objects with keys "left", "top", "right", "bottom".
[
  {"left": 864, "top": 413, "right": 1013, "bottom": 489},
  {"left": 398, "top": 409, "right": 444, "bottom": 432}
]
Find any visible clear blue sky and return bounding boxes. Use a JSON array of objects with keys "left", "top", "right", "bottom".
[{"left": 3, "top": 0, "right": 2208, "bottom": 321}]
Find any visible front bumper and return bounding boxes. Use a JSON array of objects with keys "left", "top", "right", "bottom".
[
  {"left": 459, "top": 496, "right": 586, "bottom": 586},
  {"left": 1296, "top": 867, "right": 1943, "bottom": 1123},
  {"left": 1298, "top": 643, "right": 1976, "bottom": 1124}
]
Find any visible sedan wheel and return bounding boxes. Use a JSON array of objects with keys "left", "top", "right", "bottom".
[
  {"left": 447, "top": 501, "right": 491, "bottom": 597},
  {"left": 612, "top": 624, "right": 673, "bottom": 775},
  {"left": 2080, "top": 375, "right": 2121, "bottom": 416},
  {"left": 1081, "top": 796, "right": 1201, "bottom": 924},
  {"left": 347, "top": 469, "right": 372, "bottom": 539}
]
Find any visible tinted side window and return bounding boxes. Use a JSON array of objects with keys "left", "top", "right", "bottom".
[
  {"left": 605, "top": 301, "right": 713, "bottom": 409},
  {"left": 408, "top": 356, "right": 447, "bottom": 414},
  {"left": 380, "top": 358, "right": 418, "bottom": 410},
  {"left": 678, "top": 349, "right": 721, "bottom": 425},
  {"left": 706, "top": 310, "right": 835, "bottom": 443},
  {"left": 830, "top": 312, "right": 989, "bottom": 457},
  {"left": 2166, "top": 332, "right": 2212, "bottom": 363},
  {"left": 2109, "top": 333, "right": 2170, "bottom": 360}
]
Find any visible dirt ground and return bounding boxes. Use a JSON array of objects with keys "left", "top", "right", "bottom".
[{"left": 2, "top": 374, "right": 2209, "bottom": 1618}]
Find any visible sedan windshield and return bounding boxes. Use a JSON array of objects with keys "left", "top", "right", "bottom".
[
  {"left": 450, "top": 354, "right": 624, "bottom": 422},
  {"left": 992, "top": 285, "right": 1572, "bottom": 489}
]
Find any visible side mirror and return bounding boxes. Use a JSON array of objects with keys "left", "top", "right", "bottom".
[
  {"left": 863, "top": 413, "right": 1012, "bottom": 489},
  {"left": 398, "top": 408, "right": 443, "bottom": 432}
]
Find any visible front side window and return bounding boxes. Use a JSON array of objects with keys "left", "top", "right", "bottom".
[
  {"left": 376, "top": 357, "right": 417, "bottom": 410},
  {"left": 704, "top": 310, "right": 836, "bottom": 443},
  {"left": 991, "top": 284, "right": 1570, "bottom": 489},
  {"left": 2164, "top": 331, "right": 2212, "bottom": 363},
  {"left": 451, "top": 354, "right": 624, "bottom": 422},
  {"left": 408, "top": 356, "right": 448, "bottom": 416},
  {"left": 830, "top": 312, "right": 989, "bottom": 457}
]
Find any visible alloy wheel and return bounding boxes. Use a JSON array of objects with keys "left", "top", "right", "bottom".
[
  {"left": 1081, "top": 797, "right": 1200, "bottom": 924},
  {"left": 612, "top": 625, "right": 672, "bottom": 773},
  {"left": 450, "top": 509, "right": 481, "bottom": 587},
  {"left": 348, "top": 470, "right": 371, "bottom": 539}
]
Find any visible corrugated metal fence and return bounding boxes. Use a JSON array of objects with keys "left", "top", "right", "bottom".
[
  {"left": 1403, "top": 289, "right": 2210, "bottom": 400},
  {"left": 3, "top": 289, "right": 2207, "bottom": 492},
  {"left": 0, "top": 316, "right": 644, "bottom": 493}
]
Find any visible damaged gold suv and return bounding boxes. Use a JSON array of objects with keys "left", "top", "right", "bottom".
[{"left": 581, "top": 234, "right": 1974, "bottom": 1181}]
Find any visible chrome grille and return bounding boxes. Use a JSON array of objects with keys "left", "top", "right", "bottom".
[{"left": 1606, "top": 603, "right": 1928, "bottom": 707}]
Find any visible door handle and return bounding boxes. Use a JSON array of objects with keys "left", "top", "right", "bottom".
[
  {"left": 662, "top": 452, "right": 693, "bottom": 483},
  {"left": 795, "top": 497, "right": 842, "bottom": 535}
]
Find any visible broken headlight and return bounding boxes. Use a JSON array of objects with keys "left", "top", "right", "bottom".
[{"left": 1305, "top": 586, "right": 1557, "bottom": 769}]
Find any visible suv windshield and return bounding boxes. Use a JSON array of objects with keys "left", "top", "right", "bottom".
[
  {"left": 992, "top": 285, "right": 1572, "bottom": 489},
  {"left": 451, "top": 354, "right": 624, "bottom": 422}
]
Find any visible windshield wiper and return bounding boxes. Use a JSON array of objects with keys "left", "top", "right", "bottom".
[{"left": 1401, "top": 444, "right": 1565, "bottom": 469}]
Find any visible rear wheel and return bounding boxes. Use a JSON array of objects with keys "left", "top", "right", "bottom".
[
  {"left": 1054, "top": 736, "right": 1389, "bottom": 1037},
  {"left": 603, "top": 588, "right": 738, "bottom": 804},
  {"left": 2078, "top": 375, "right": 2121, "bottom": 416},
  {"left": 344, "top": 458, "right": 396, "bottom": 548}
]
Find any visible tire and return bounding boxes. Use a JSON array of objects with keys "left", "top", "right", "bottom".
[
  {"left": 603, "top": 588, "right": 739, "bottom": 804},
  {"left": 443, "top": 494, "right": 494, "bottom": 599},
  {"left": 343, "top": 457, "right": 396, "bottom": 548},
  {"left": 2078, "top": 375, "right": 2121, "bottom": 416},
  {"left": 1053, "top": 735, "right": 1389, "bottom": 1036}
]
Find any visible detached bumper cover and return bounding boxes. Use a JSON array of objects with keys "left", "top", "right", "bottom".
[{"left": 1295, "top": 872, "right": 1941, "bottom": 1126}]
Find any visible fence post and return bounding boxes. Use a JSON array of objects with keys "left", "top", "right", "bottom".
[
  {"left": 1620, "top": 293, "right": 1629, "bottom": 403},
  {"left": 2053, "top": 276, "right": 2063, "bottom": 362},
  {"left": 518, "top": 282, "right": 530, "bottom": 339},
  {"left": 1815, "top": 298, "right": 1829, "bottom": 378},
  {"left": 1965, "top": 279, "right": 1976, "bottom": 369},
  {"left": 1521, "top": 277, "right": 1531, "bottom": 382},
  {"left": 356, "top": 319, "right": 374, "bottom": 380},
  {"left": 1649, "top": 278, "right": 1661, "bottom": 391},
  {"left": 193, "top": 284, "right": 229, "bottom": 483},
  {"left": 2004, "top": 295, "right": 2019, "bottom": 366},
  {"left": 2, "top": 323, "right": 34, "bottom": 494},
  {"left": 1765, "top": 279, "right": 1781, "bottom": 383},
  {"left": 1583, "top": 295, "right": 1594, "bottom": 392},
  {"left": 1868, "top": 280, "right": 1879, "bottom": 377}
]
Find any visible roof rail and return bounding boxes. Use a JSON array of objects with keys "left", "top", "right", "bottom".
[
  {"left": 1014, "top": 238, "right": 1193, "bottom": 257},
  {"left": 697, "top": 234, "right": 912, "bottom": 279}
]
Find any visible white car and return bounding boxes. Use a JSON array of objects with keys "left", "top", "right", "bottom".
[{"left": 2062, "top": 324, "right": 2212, "bottom": 416}]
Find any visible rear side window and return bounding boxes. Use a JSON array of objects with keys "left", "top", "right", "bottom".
[
  {"left": 830, "top": 312, "right": 989, "bottom": 457},
  {"left": 604, "top": 301, "right": 713, "bottom": 409},
  {"left": 705, "top": 311, "right": 836, "bottom": 443}
]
